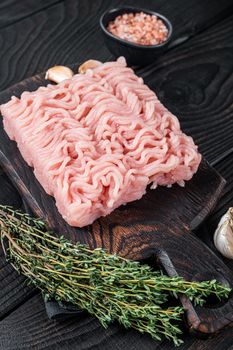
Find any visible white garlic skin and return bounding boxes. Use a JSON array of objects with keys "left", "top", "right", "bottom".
[
  {"left": 78, "top": 60, "right": 102, "bottom": 74},
  {"left": 214, "top": 207, "right": 233, "bottom": 259},
  {"left": 45, "top": 66, "right": 74, "bottom": 83}
]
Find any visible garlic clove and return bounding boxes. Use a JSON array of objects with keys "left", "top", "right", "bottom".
[
  {"left": 45, "top": 66, "right": 74, "bottom": 83},
  {"left": 214, "top": 207, "right": 233, "bottom": 259},
  {"left": 78, "top": 60, "right": 102, "bottom": 74}
]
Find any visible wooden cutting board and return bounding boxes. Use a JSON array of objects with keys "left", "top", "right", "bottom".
[{"left": 0, "top": 67, "right": 232, "bottom": 336}]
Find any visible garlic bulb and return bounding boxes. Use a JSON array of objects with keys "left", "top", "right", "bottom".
[
  {"left": 78, "top": 60, "right": 102, "bottom": 74},
  {"left": 45, "top": 66, "right": 74, "bottom": 83},
  {"left": 214, "top": 207, "right": 233, "bottom": 259}
]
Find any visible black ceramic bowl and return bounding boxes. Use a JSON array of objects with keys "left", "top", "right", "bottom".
[{"left": 100, "top": 6, "right": 173, "bottom": 66}]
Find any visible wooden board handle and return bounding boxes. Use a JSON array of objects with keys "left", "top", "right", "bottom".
[{"left": 155, "top": 230, "right": 233, "bottom": 334}]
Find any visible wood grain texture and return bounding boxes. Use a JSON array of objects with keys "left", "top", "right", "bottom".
[
  {"left": 140, "top": 14, "right": 233, "bottom": 164},
  {"left": 0, "top": 72, "right": 225, "bottom": 249},
  {"left": 0, "top": 247, "right": 35, "bottom": 320},
  {"left": 0, "top": 0, "right": 233, "bottom": 91},
  {"left": 0, "top": 0, "right": 233, "bottom": 349},
  {"left": 210, "top": 154, "right": 233, "bottom": 227},
  {"left": 0, "top": 294, "right": 232, "bottom": 350},
  {"left": 0, "top": 173, "right": 35, "bottom": 319},
  {"left": 0, "top": 2, "right": 232, "bottom": 169},
  {"left": 1, "top": 65, "right": 233, "bottom": 335},
  {"left": 199, "top": 153, "right": 233, "bottom": 271},
  {"left": 0, "top": 0, "right": 62, "bottom": 29}
]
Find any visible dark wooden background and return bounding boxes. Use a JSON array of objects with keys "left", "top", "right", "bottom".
[{"left": 0, "top": 0, "right": 233, "bottom": 349}]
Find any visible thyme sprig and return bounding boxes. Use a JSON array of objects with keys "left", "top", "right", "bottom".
[{"left": 0, "top": 205, "right": 231, "bottom": 346}]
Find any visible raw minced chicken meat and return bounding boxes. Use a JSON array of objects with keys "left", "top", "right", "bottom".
[{"left": 0, "top": 57, "right": 201, "bottom": 227}]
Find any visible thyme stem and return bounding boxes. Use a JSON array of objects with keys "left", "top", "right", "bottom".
[{"left": 0, "top": 205, "right": 231, "bottom": 346}]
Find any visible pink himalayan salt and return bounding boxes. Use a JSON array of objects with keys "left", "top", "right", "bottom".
[{"left": 107, "top": 11, "right": 168, "bottom": 46}]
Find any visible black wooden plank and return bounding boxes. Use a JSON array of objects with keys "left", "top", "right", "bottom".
[
  {"left": 139, "top": 14, "right": 233, "bottom": 164},
  {"left": 0, "top": 71, "right": 232, "bottom": 333},
  {"left": 0, "top": 294, "right": 232, "bottom": 350},
  {"left": 0, "top": 0, "right": 233, "bottom": 345},
  {"left": 1, "top": 9, "right": 233, "bottom": 322},
  {"left": 0, "top": 294, "right": 159, "bottom": 350},
  {"left": 0, "top": 170, "right": 22, "bottom": 208},
  {"left": 0, "top": 247, "right": 35, "bottom": 320},
  {"left": 0, "top": 171, "right": 35, "bottom": 319},
  {"left": 0, "top": 8, "right": 232, "bottom": 326},
  {"left": 196, "top": 152, "right": 233, "bottom": 272},
  {"left": 2, "top": 72, "right": 233, "bottom": 336},
  {"left": 0, "top": 0, "right": 63, "bottom": 29},
  {"left": 0, "top": 0, "right": 233, "bottom": 91},
  {"left": 210, "top": 153, "right": 233, "bottom": 229},
  {"left": 0, "top": 1, "right": 232, "bottom": 162}
]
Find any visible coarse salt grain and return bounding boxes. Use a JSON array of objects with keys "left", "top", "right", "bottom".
[{"left": 107, "top": 12, "right": 168, "bottom": 46}]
